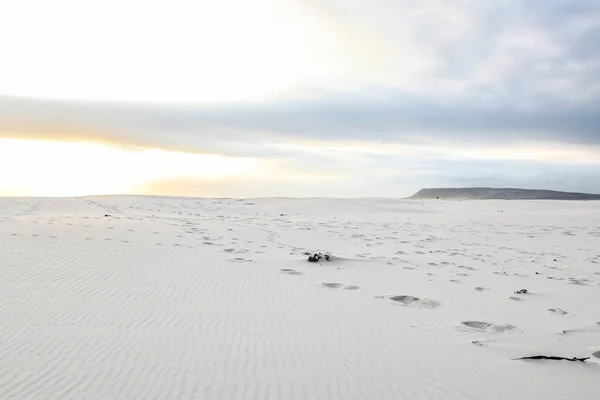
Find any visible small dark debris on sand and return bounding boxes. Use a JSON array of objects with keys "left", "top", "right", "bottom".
[
  {"left": 104, "top": 214, "right": 110, "bottom": 217},
  {"left": 515, "top": 355, "right": 589, "bottom": 362},
  {"left": 514, "top": 289, "right": 528, "bottom": 294},
  {"left": 307, "top": 252, "right": 331, "bottom": 263}
]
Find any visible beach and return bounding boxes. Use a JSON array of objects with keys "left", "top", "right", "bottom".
[{"left": 1, "top": 196, "right": 599, "bottom": 399}]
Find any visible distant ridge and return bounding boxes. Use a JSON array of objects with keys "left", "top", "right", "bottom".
[{"left": 409, "top": 187, "right": 600, "bottom": 200}]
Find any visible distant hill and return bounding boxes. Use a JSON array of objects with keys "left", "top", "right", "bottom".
[{"left": 409, "top": 187, "right": 600, "bottom": 200}]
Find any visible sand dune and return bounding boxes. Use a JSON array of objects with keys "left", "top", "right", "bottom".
[{"left": 1, "top": 196, "right": 600, "bottom": 399}]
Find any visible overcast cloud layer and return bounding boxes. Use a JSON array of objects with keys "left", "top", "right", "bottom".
[{"left": 1, "top": 0, "right": 599, "bottom": 196}]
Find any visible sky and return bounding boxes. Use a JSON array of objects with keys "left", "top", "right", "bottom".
[{"left": 1, "top": 0, "right": 600, "bottom": 197}]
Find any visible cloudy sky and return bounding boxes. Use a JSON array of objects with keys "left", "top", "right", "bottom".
[{"left": 1, "top": 0, "right": 599, "bottom": 197}]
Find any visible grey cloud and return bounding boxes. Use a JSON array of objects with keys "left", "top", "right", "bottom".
[
  {"left": 2, "top": 3, "right": 600, "bottom": 155},
  {"left": 339, "top": 0, "right": 600, "bottom": 102},
  {"left": 2, "top": 95, "right": 600, "bottom": 154},
  {"left": 3, "top": 95, "right": 600, "bottom": 196},
  {"left": 193, "top": 98, "right": 600, "bottom": 146}
]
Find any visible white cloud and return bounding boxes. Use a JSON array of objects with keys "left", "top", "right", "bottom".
[{"left": 1, "top": 0, "right": 599, "bottom": 105}]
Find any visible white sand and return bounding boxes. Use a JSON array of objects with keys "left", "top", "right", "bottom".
[{"left": 1, "top": 196, "right": 600, "bottom": 399}]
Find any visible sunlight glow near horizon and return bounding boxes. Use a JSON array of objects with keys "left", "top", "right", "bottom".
[{"left": 0, "top": 139, "right": 259, "bottom": 196}]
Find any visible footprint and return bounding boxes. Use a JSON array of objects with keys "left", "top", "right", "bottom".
[
  {"left": 509, "top": 296, "right": 523, "bottom": 301},
  {"left": 321, "top": 282, "right": 343, "bottom": 289},
  {"left": 388, "top": 295, "right": 441, "bottom": 309},
  {"left": 548, "top": 308, "right": 568, "bottom": 315},
  {"left": 568, "top": 278, "right": 590, "bottom": 286},
  {"left": 557, "top": 326, "right": 597, "bottom": 335},
  {"left": 321, "top": 282, "right": 360, "bottom": 290},
  {"left": 474, "top": 287, "right": 490, "bottom": 291},
  {"left": 223, "top": 248, "right": 235, "bottom": 253},
  {"left": 280, "top": 268, "right": 303, "bottom": 275},
  {"left": 460, "top": 321, "right": 515, "bottom": 333}
]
